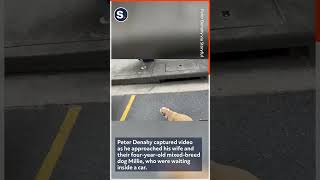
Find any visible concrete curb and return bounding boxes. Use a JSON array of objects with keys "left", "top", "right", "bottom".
[{"left": 112, "top": 59, "right": 208, "bottom": 85}]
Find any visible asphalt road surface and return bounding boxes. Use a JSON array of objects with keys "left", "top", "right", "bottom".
[
  {"left": 112, "top": 91, "right": 208, "bottom": 122},
  {"left": 212, "top": 90, "right": 315, "bottom": 180},
  {"left": 5, "top": 103, "right": 109, "bottom": 180},
  {"left": 4, "top": 90, "right": 315, "bottom": 180}
]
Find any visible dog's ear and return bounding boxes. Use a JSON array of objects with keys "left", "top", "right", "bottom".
[{"left": 160, "top": 108, "right": 166, "bottom": 116}]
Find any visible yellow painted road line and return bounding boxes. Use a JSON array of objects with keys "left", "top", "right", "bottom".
[
  {"left": 34, "top": 105, "right": 82, "bottom": 180},
  {"left": 119, "top": 95, "right": 136, "bottom": 121}
]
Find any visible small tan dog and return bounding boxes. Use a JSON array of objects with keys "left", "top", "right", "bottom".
[{"left": 160, "top": 107, "right": 193, "bottom": 121}]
